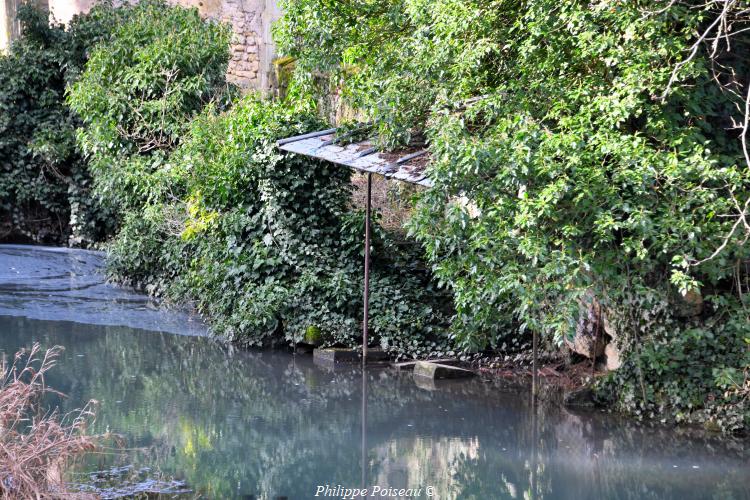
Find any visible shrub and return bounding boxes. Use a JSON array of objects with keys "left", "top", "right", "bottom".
[
  {"left": 68, "top": 0, "right": 235, "bottom": 214},
  {"left": 106, "top": 96, "right": 450, "bottom": 355},
  {"left": 0, "top": 5, "right": 118, "bottom": 245}
]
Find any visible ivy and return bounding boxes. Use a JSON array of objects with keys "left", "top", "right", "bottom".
[
  {"left": 276, "top": 0, "right": 750, "bottom": 431},
  {"left": 105, "top": 96, "right": 451, "bottom": 356},
  {"left": 0, "top": 4, "right": 119, "bottom": 245}
]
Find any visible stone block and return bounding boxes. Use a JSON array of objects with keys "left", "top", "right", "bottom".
[
  {"left": 311, "top": 347, "right": 389, "bottom": 364},
  {"left": 391, "top": 359, "right": 459, "bottom": 371},
  {"left": 413, "top": 361, "right": 474, "bottom": 380},
  {"left": 232, "top": 69, "right": 257, "bottom": 79},
  {"left": 604, "top": 343, "right": 621, "bottom": 371},
  {"left": 313, "top": 348, "right": 359, "bottom": 363}
]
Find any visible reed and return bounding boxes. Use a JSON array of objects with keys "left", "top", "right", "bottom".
[{"left": 0, "top": 343, "right": 97, "bottom": 498}]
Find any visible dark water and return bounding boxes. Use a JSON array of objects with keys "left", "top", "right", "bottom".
[{"left": 0, "top": 245, "right": 748, "bottom": 499}]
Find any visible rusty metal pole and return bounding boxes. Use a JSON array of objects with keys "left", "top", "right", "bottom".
[
  {"left": 363, "top": 173, "right": 372, "bottom": 365},
  {"left": 530, "top": 388, "right": 538, "bottom": 500},
  {"left": 532, "top": 330, "right": 538, "bottom": 399}
]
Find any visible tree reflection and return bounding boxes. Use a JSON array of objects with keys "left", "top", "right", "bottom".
[{"left": 0, "top": 315, "right": 747, "bottom": 499}]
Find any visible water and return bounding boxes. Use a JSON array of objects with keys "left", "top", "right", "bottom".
[
  {"left": 0, "top": 245, "right": 747, "bottom": 499},
  {"left": 0, "top": 244, "right": 205, "bottom": 335}
]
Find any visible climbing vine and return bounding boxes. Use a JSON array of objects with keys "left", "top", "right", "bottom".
[
  {"left": 0, "top": 4, "right": 119, "bottom": 245},
  {"left": 276, "top": 0, "right": 750, "bottom": 432},
  {"left": 105, "top": 96, "right": 451, "bottom": 355}
]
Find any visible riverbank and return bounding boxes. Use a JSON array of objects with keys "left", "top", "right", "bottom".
[{"left": 4, "top": 243, "right": 747, "bottom": 439}]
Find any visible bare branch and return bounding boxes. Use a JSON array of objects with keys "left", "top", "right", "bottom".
[{"left": 661, "top": 0, "right": 738, "bottom": 100}]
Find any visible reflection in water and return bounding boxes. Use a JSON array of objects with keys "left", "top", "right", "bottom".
[
  {"left": 0, "top": 316, "right": 747, "bottom": 499},
  {"left": 0, "top": 245, "right": 748, "bottom": 499},
  {"left": 362, "top": 368, "right": 368, "bottom": 493}
]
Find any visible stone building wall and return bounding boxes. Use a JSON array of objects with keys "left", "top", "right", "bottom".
[
  {"left": 157, "top": 0, "right": 281, "bottom": 91},
  {"left": 1, "top": 0, "right": 280, "bottom": 92},
  {"left": 1, "top": 0, "right": 22, "bottom": 51}
]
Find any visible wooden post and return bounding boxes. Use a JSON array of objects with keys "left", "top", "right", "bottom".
[{"left": 362, "top": 173, "right": 372, "bottom": 364}]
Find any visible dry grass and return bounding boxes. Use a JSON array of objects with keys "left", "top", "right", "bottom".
[{"left": 0, "top": 343, "right": 98, "bottom": 499}]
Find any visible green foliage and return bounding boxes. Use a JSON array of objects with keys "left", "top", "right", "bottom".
[
  {"left": 64, "top": 0, "right": 448, "bottom": 356},
  {"left": 276, "top": 0, "right": 750, "bottom": 431},
  {"left": 16, "top": 0, "right": 739, "bottom": 431},
  {"left": 304, "top": 325, "right": 322, "bottom": 344},
  {"left": 105, "top": 96, "right": 449, "bottom": 356},
  {"left": 67, "top": 0, "right": 235, "bottom": 213},
  {"left": 597, "top": 312, "right": 749, "bottom": 434},
  {"left": 0, "top": 4, "right": 118, "bottom": 245}
]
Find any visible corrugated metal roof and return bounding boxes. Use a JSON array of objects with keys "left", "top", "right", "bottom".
[{"left": 276, "top": 130, "right": 432, "bottom": 187}]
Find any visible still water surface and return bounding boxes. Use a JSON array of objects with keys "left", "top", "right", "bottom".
[{"left": 0, "top": 245, "right": 747, "bottom": 499}]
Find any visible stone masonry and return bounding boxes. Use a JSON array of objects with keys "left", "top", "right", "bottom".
[
  {"left": 2, "top": 0, "right": 280, "bottom": 92},
  {"left": 169, "top": 0, "right": 280, "bottom": 90}
]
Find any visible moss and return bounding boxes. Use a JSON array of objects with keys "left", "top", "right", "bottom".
[{"left": 304, "top": 325, "right": 322, "bottom": 345}]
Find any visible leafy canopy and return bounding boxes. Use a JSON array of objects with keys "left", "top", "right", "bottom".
[
  {"left": 276, "top": 0, "right": 750, "bottom": 430},
  {"left": 67, "top": 0, "right": 234, "bottom": 213}
]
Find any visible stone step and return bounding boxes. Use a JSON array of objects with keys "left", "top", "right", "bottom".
[
  {"left": 313, "top": 347, "right": 390, "bottom": 364},
  {"left": 313, "top": 348, "right": 359, "bottom": 363},
  {"left": 391, "top": 358, "right": 459, "bottom": 371},
  {"left": 413, "top": 361, "right": 475, "bottom": 380}
]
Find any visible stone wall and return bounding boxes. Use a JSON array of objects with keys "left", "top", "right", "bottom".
[
  {"left": 157, "top": 0, "right": 281, "bottom": 91},
  {"left": 1, "top": 0, "right": 280, "bottom": 92},
  {"left": 1, "top": 0, "right": 22, "bottom": 52}
]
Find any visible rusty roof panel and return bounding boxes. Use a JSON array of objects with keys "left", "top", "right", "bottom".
[{"left": 277, "top": 132, "right": 432, "bottom": 187}]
